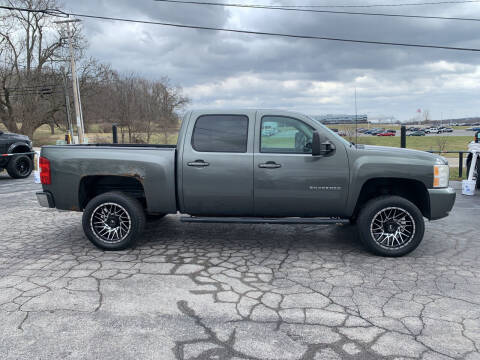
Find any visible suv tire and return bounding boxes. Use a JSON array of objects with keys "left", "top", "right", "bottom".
[
  {"left": 357, "top": 195, "right": 425, "bottom": 257},
  {"left": 82, "top": 192, "right": 146, "bottom": 250},
  {"left": 6, "top": 155, "right": 33, "bottom": 179}
]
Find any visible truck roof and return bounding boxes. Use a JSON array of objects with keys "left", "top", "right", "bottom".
[{"left": 186, "top": 109, "right": 309, "bottom": 118}]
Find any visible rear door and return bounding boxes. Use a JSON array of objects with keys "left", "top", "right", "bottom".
[
  {"left": 253, "top": 112, "right": 349, "bottom": 217},
  {"left": 181, "top": 112, "right": 255, "bottom": 216}
]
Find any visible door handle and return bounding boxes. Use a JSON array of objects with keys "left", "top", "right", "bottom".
[
  {"left": 258, "top": 161, "right": 281, "bottom": 169},
  {"left": 187, "top": 160, "right": 210, "bottom": 167}
]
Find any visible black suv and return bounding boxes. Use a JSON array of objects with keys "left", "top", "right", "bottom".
[{"left": 0, "top": 130, "right": 34, "bottom": 178}]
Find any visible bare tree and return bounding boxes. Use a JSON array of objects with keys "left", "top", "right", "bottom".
[
  {"left": 154, "top": 79, "right": 189, "bottom": 144},
  {"left": 435, "top": 133, "right": 449, "bottom": 153},
  {"left": 343, "top": 124, "right": 357, "bottom": 144},
  {"left": 0, "top": 0, "right": 86, "bottom": 138},
  {"left": 100, "top": 73, "right": 188, "bottom": 144},
  {"left": 422, "top": 110, "right": 430, "bottom": 125}
]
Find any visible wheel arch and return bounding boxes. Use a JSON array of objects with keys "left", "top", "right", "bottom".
[
  {"left": 351, "top": 178, "right": 430, "bottom": 220},
  {"left": 79, "top": 175, "right": 146, "bottom": 210},
  {"left": 7, "top": 142, "right": 32, "bottom": 155}
]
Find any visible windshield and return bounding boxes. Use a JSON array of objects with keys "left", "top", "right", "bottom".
[{"left": 307, "top": 116, "right": 352, "bottom": 147}]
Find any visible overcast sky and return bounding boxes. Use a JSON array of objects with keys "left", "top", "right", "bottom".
[{"left": 66, "top": 0, "right": 480, "bottom": 121}]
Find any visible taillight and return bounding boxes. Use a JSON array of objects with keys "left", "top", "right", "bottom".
[{"left": 39, "top": 156, "right": 51, "bottom": 185}]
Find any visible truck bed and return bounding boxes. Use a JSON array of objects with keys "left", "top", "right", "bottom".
[
  {"left": 41, "top": 144, "right": 178, "bottom": 213},
  {"left": 48, "top": 143, "right": 176, "bottom": 148}
]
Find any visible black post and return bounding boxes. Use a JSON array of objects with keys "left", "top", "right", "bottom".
[
  {"left": 400, "top": 125, "right": 406, "bottom": 148},
  {"left": 459, "top": 152, "right": 463, "bottom": 178},
  {"left": 112, "top": 124, "right": 118, "bottom": 144}
]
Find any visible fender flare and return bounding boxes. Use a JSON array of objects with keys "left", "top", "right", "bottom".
[{"left": 7, "top": 141, "right": 32, "bottom": 154}]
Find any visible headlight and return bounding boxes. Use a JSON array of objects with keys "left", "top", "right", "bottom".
[{"left": 434, "top": 165, "right": 449, "bottom": 188}]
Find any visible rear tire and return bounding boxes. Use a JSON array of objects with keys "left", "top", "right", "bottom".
[
  {"left": 6, "top": 155, "right": 33, "bottom": 179},
  {"left": 82, "top": 192, "right": 146, "bottom": 250},
  {"left": 357, "top": 195, "right": 425, "bottom": 257}
]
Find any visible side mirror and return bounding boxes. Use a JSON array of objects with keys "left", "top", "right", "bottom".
[
  {"left": 312, "top": 131, "right": 321, "bottom": 156},
  {"left": 322, "top": 140, "right": 335, "bottom": 153},
  {"left": 312, "top": 131, "right": 335, "bottom": 156}
]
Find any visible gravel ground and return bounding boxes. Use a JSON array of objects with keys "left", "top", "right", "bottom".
[{"left": 0, "top": 173, "right": 480, "bottom": 360}]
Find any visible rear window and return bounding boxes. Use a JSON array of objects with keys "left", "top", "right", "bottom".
[{"left": 192, "top": 115, "right": 249, "bottom": 153}]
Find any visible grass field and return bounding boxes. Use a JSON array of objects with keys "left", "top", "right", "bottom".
[
  {"left": 328, "top": 124, "right": 473, "bottom": 131},
  {"left": 357, "top": 136, "right": 472, "bottom": 156},
  {"left": 450, "top": 167, "right": 468, "bottom": 181}
]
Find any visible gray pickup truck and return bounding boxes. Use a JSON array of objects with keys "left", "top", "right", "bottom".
[{"left": 36, "top": 109, "right": 456, "bottom": 256}]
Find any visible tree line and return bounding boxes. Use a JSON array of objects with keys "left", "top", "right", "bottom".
[{"left": 0, "top": 0, "right": 189, "bottom": 143}]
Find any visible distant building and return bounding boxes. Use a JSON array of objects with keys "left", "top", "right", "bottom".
[{"left": 311, "top": 114, "right": 368, "bottom": 124}]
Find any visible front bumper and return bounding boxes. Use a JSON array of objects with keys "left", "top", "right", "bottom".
[
  {"left": 428, "top": 187, "right": 456, "bottom": 220},
  {"left": 36, "top": 191, "right": 55, "bottom": 208}
]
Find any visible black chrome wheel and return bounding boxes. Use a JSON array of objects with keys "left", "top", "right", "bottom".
[
  {"left": 357, "top": 195, "right": 425, "bottom": 257},
  {"left": 90, "top": 202, "right": 132, "bottom": 244},
  {"left": 370, "top": 207, "right": 415, "bottom": 249},
  {"left": 82, "top": 192, "right": 145, "bottom": 250}
]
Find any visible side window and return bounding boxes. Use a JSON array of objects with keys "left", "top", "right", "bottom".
[
  {"left": 260, "top": 116, "right": 314, "bottom": 154},
  {"left": 192, "top": 115, "right": 249, "bottom": 153}
]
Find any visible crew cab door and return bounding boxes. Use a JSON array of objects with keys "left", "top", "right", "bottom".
[
  {"left": 253, "top": 112, "right": 349, "bottom": 217},
  {"left": 180, "top": 112, "right": 255, "bottom": 216}
]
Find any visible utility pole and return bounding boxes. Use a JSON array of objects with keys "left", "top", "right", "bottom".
[
  {"left": 60, "top": 66, "right": 74, "bottom": 143},
  {"left": 54, "top": 18, "right": 84, "bottom": 143},
  {"left": 354, "top": 87, "right": 358, "bottom": 146}
]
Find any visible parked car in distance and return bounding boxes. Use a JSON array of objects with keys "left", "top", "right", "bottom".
[
  {"left": 0, "top": 130, "right": 34, "bottom": 179},
  {"left": 408, "top": 131, "right": 426, "bottom": 136},
  {"left": 441, "top": 128, "right": 453, "bottom": 133},
  {"left": 424, "top": 128, "right": 441, "bottom": 134},
  {"left": 386, "top": 129, "right": 397, "bottom": 133},
  {"left": 261, "top": 121, "right": 278, "bottom": 136},
  {"left": 467, "top": 127, "right": 480, "bottom": 132},
  {"left": 36, "top": 109, "right": 456, "bottom": 257},
  {"left": 377, "top": 131, "right": 395, "bottom": 136}
]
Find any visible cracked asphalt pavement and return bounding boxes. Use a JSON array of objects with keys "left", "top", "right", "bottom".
[{"left": 1, "top": 173, "right": 480, "bottom": 360}]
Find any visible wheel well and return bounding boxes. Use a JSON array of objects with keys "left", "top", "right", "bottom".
[
  {"left": 353, "top": 178, "right": 430, "bottom": 219},
  {"left": 79, "top": 176, "right": 146, "bottom": 210},
  {"left": 10, "top": 145, "right": 30, "bottom": 154}
]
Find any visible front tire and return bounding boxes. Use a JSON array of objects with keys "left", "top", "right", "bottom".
[
  {"left": 357, "top": 195, "right": 425, "bottom": 257},
  {"left": 82, "top": 192, "right": 146, "bottom": 250},
  {"left": 6, "top": 155, "right": 33, "bottom": 179}
]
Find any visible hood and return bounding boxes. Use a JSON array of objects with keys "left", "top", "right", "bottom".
[
  {"left": 0, "top": 131, "right": 31, "bottom": 142},
  {"left": 360, "top": 145, "right": 447, "bottom": 165}
]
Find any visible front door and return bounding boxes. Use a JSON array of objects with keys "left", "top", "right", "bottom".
[
  {"left": 182, "top": 113, "right": 255, "bottom": 216},
  {"left": 254, "top": 113, "right": 349, "bottom": 217}
]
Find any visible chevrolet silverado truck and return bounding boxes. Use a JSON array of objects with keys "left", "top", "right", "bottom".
[
  {"left": 0, "top": 130, "right": 34, "bottom": 179},
  {"left": 36, "top": 109, "right": 456, "bottom": 257}
]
